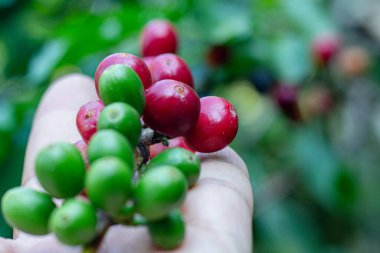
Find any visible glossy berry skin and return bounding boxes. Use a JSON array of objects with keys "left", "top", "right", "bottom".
[
  {"left": 148, "top": 209, "right": 185, "bottom": 250},
  {"left": 1, "top": 187, "right": 56, "bottom": 235},
  {"left": 88, "top": 129, "right": 134, "bottom": 169},
  {"left": 86, "top": 157, "right": 132, "bottom": 213},
  {"left": 185, "top": 96, "right": 238, "bottom": 153},
  {"left": 95, "top": 53, "right": 152, "bottom": 93},
  {"left": 134, "top": 165, "right": 187, "bottom": 221},
  {"left": 149, "top": 148, "right": 200, "bottom": 187},
  {"left": 49, "top": 199, "right": 97, "bottom": 246},
  {"left": 141, "top": 20, "right": 177, "bottom": 57},
  {"left": 76, "top": 100, "right": 104, "bottom": 143},
  {"left": 35, "top": 142, "right": 86, "bottom": 198},
  {"left": 143, "top": 80, "right": 200, "bottom": 138},
  {"left": 142, "top": 56, "right": 155, "bottom": 70},
  {"left": 149, "top": 137, "right": 194, "bottom": 159},
  {"left": 150, "top": 54, "right": 194, "bottom": 87},
  {"left": 99, "top": 64, "right": 146, "bottom": 115},
  {"left": 97, "top": 102, "right": 141, "bottom": 148},
  {"left": 312, "top": 34, "right": 340, "bottom": 65},
  {"left": 74, "top": 140, "right": 89, "bottom": 168}
]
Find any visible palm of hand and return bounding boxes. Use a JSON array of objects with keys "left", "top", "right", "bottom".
[{"left": 0, "top": 74, "right": 253, "bottom": 253}]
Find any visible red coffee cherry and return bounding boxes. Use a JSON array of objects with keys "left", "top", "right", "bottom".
[
  {"left": 73, "top": 140, "right": 89, "bottom": 168},
  {"left": 143, "top": 80, "right": 200, "bottom": 138},
  {"left": 149, "top": 137, "right": 194, "bottom": 159},
  {"left": 142, "top": 56, "right": 155, "bottom": 70},
  {"left": 150, "top": 53, "right": 193, "bottom": 88},
  {"left": 312, "top": 33, "right": 340, "bottom": 66},
  {"left": 141, "top": 20, "right": 177, "bottom": 57},
  {"left": 184, "top": 96, "right": 238, "bottom": 153},
  {"left": 95, "top": 53, "right": 152, "bottom": 94},
  {"left": 76, "top": 100, "right": 104, "bottom": 143}
]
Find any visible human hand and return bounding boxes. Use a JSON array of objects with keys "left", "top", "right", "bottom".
[{"left": 0, "top": 74, "right": 253, "bottom": 253}]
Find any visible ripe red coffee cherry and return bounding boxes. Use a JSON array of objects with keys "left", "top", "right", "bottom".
[
  {"left": 312, "top": 33, "right": 340, "bottom": 65},
  {"left": 95, "top": 53, "right": 152, "bottom": 94},
  {"left": 141, "top": 20, "right": 177, "bottom": 57},
  {"left": 73, "top": 140, "right": 89, "bottom": 168},
  {"left": 150, "top": 54, "right": 194, "bottom": 88},
  {"left": 76, "top": 100, "right": 104, "bottom": 143},
  {"left": 143, "top": 80, "right": 200, "bottom": 138},
  {"left": 185, "top": 96, "right": 238, "bottom": 153},
  {"left": 142, "top": 56, "right": 155, "bottom": 70},
  {"left": 149, "top": 137, "right": 194, "bottom": 159}
]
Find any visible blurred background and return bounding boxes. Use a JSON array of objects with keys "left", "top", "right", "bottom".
[{"left": 1, "top": 0, "right": 380, "bottom": 252}]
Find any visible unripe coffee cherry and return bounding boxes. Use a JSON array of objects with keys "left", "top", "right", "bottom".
[
  {"left": 150, "top": 54, "right": 193, "bottom": 87},
  {"left": 97, "top": 102, "right": 141, "bottom": 148},
  {"left": 149, "top": 148, "right": 201, "bottom": 187},
  {"left": 88, "top": 129, "right": 134, "bottom": 169},
  {"left": 185, "top": 96, "right": 238, "bottom": 153},
  {"left": 76, "top": 100, "right": 104, "bottom": 143},
  {"left": 49, "top": 199, "right": 97, "bottom": 246},
  {"left": 141, "top": 20, "right": 177, "bottom": 57},
  {"left": 148, "top": 209, "right": 185, "bottom": 250},
  {"left": 134, "top": 165, "right": 187, "bottom": 221},
  {"left": 86, "top": 157, "right": 132, "bottom": 213},
  {"left": 95, "top": 53, "right": 152, "bottom": 93},
  {"left": 143, "top": 80, "right": 200, "bottom": 138},
  {"left": 1, "top": 187, "right": 56, "bottom": 235},
  {"left": 35, "top": 142, "right": 86, "bottom": 198},
  {"left": 149, "top": 137, "right": 194, "bottom": 159},
  {"left": 99, "top": 64, "right": 146, "bottom": 115}
]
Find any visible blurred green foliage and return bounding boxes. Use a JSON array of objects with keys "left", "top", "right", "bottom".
[{"left": 1, "top": 0, "right": 380, "bottom": 252}]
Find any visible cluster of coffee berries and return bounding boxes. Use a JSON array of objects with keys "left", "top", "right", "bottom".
[{"left": 1, "top": 20, "right": 238, "bottom": 250}]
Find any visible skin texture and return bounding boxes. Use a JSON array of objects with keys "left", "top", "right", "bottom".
[{"left": 0, "top": 74, "right": 253, "bottom": 253}]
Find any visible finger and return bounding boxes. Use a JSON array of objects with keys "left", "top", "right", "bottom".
[
  {"left": 22, "top": 73, "right": 98, "bottom": 186},
  {"left": 181, "top": 147, "right": 253, "bottom": 253},
  {"left": 14, "top": 74, "right": 97, "bottom": 242},
  {"left": 0, "top": 238, "right": 14, "bottom": 253}
]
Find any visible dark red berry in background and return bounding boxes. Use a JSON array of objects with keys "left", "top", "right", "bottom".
[
  {"left": 312, "top": 33, "right": 340, "bottom": 65},
  {"left": 95, "top": 53, "right": 152, "bottom": 94},
  {"left": 141, "top": 20, "right": 177, "bottom": 57},
  {"left": 184, "top": 96, "right": 238, "bottom": 153},
  {"left": 150, "top": 53, "right": 194, "bottom": 88},
  {"left": 143, "top": 80, "right": 200, "bottom": 138},
  {"left": 73, "top": 140, "right": 89, "bottom": 168},
  {"left": 76, "top": 100, "right": 104, "bottom": 143},
  {"left": 207, "top": 45, "right": 231, "bottom": 66},
  {"left": 149, "top": 137, "right": 195, "bottom": 159},
  {"left": 272, "top": 84, "right": 301, "bottom": 121}
]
